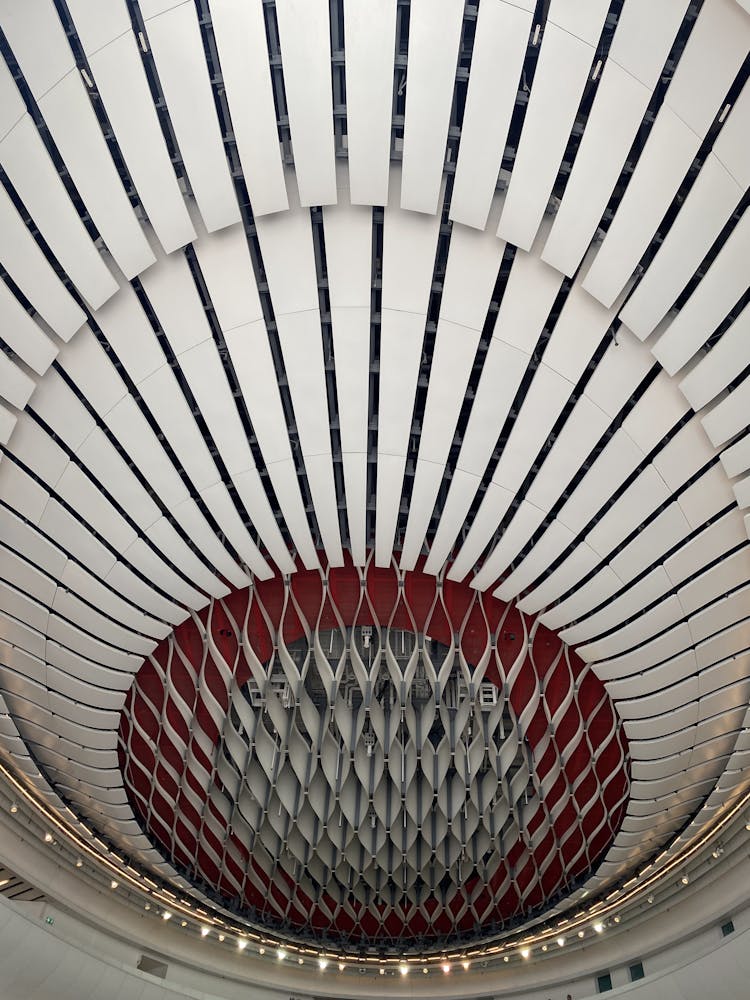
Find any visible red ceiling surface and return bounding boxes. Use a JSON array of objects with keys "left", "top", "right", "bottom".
[{"left": 120, "top": 556, "right": 630, "bottom": 949}]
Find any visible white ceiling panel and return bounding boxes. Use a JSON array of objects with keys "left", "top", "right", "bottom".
[
  {"left": 586, "top": 466, "right": 671, "bottom": 558},
  {"left": 652, "top": 209, "right": 750, "bottom": 376},
  {"left": 556, "top": 430, "right": 644, "bottom": 533},
  {"left": 700, "top": 373, "right": 750, "bottom": 448},
  {"left": 38, "top": 70, "right": 155, "bottom": 278},
  {"left": 524, "top": 395, "right": 609, "bottom": 512},
  {"left": 720, "top": 434, "right": 750, "bottom": 480},
  {"left": 679, "top": 302, "right": 750, "bottom": 410},
  {"left": 400, "top": 0, "right": 463, "bottom": 214},
  {"left": 536, "top": 560, "right": 620, "bottom": 628},
  {"left": 678, "top": 546, "right": 750, "bottom": 617},
  {"left": 375, "top": 452, "right": 407, "bottom": 567},
  {"left": 446, "top": 482, "right": 514, "bottom": 584},
  {"left": 498, "top": 21, "right": 599, "bottom": 251},
  {"left": 581, "top": 108, "right": 701, "bottom": 309},
  {"left": 86, "top": 32, "right": 195, "bottom": 254},
  {"left": 610, "top": 505, "right": 691, "bottom": 585},
  {"left": 274, "top": 0, "right": 336, "bottom": 207},
  {"left": 467, "top": 500, "right": 546, "bottom": 592},
  {"left": 142, "top": 3, "right": 240, "bottom": 232},
  {"left": 422, "top": 468, "right": 480, "bottom": 575},
  {"left": 583, "top": 0, "right": 750, "bottom": 308},
  {"left": 665, "top": 509, "right": 747, "bottom": 586},
  {"left": 493, "top": 363, "right": 574, "bottom": 492},
  {"left": 399, "top": 459, "right": 446, "bottom": 572},
  {"left": 0, "top": 279, "right": 57, "bottom": 375},
  {"left": 0, "top": 183, "right": 84, "bottom": 340},
  {"left": 541, "top": 61, "right": 650, "bottom": 277},
  {"left": 652, "top": 420, "right": 718, "bottom": 493},
  {"left": 561, "top": 566, "right": 673, "bottom": 645},
  {"left": 494, "top": 520, "right": 575, "bottom": 602},
  {"left": 577, "top": 594, "right": 684, "bottom": 662},
  {"left": 344, "top": 0, "right": 396, "bottom": 207},
  {"left": 209, "top": 0, "right": 287, "bottom": 217},
  {"left": 274, "top": 310, "right": 341, "bottom": 565},
  {"left": 619, "top": 155, "right": 742, "bottom": 341},
  {"left": 324, "top": 196, "right": 371, "bottom": 563},
  {"left": 0, "top": 116, "right": 118, "bottom": 309},
  {"left": 677, "top": 462, "right": 738, "bottom": 527},
  {"left": 450, "top": 1, "right": 531, "bottom": 230}
]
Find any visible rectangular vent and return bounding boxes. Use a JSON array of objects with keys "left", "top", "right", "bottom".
[
  {"left": 137, "top": 955, "right": 168, "bottom": 979},
  {"left": 721, "top": 920, "right": 735, "bottom": 937},
  {"left": 629, "top": 960, "right": 645, "bottom": 981},
  {"left": 596, "top": 971, "right": 613, "bottom": 992}
]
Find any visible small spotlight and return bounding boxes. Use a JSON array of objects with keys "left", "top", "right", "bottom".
[
  {"left": 614, "top": 915, "right": 621, "bottom": 924},
  {"left": 218, "top": 934, "right": 225, "bottom": 942},
  {"left": 75, "top": 859, "right": 83, "bottom": 868},
  {"left": 557, "top": 937, "right": 565, "bottom": 947},
  {"left": 577, "top": 930, "right": 585, "bottom": 938},
  {"left": 462, "top": 960, "right": 470, "bottom": 970},
  {"left": 298, "top": 957, "right": 304, "bottom": 965},
  {"left": 442, "top": 963, "right": 451, "bottom": 973},
  {"left": 399, "top": 964, "right": 409, "bottom": 976},
  {"left": 542, "top": 944, "right": 548, "bottom": 952},
  {"left": 422, "top": 967, "right": 428, "bottom": 974},
  {"left": 110, "top": 880, "right": 118, "bottom": 890},
  {"left": 593, "top": 923, "right": 604, "bottom": 934},
  {"left": 647, "top": 895, "right": 654, "bottom": 904},
  {"left": 259, "top": 947, "right": 265, "bottom": 955},
  {"left": 520, "top": 947, "right": 530, "bottom": 959},
  {"left": 162, "top": 911, "right": 172, "bottom": 921},
  {"left": 277, "top": 949, "right": 286, "bottom": 961},
  {"left": 379, "top": 967, "right": 385, "bottom": 975},
  {"left": 319, "top": 958, "right": 328, "bottom": 970},
  {"left": 681, "top": 875, "right": 689, "bottom": 885},
  {"left": 503, "top": 956, "right": 509, "bottom": 963},
  {"left": 44, "top": 832, "right": 53, "bottom": 843},
  {"left": 338, "top": 962, "right": 345, "bottom": 971},
  {"left": 10, "top": 803, "right": 18, "bottom": 814},
  {"left": 238, "top": 939, "right": 247, "bottom": 951},
  {"left": 201, "top": 926, "right": 210, "bottom": 938},
  {"left": 180, "top": 920, "right": 187, "bottom": 927}
]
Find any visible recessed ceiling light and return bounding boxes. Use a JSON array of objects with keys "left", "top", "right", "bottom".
[
  {"left": 379, "top": 967, "right": 385, "bottom": 975},
  {"left": 75, "top": 859, "right": 83, "bottom": 868},
  {"left": 542, "top": 944, "right": 548, "bottom": 952},
  {"left": 503, "top": 956, "right": 509, "bottom": 963},
  {"left": 681, "top": 875, "right": 689, "bottom": 885},
  {"left": 338, "top": 962, "right": 345, "bottom": 971},
  {"left": 144, "top": 903, "right": 150, "bottom": 911},
  {"left": 557, "top": 937, "right": 565, "bottom": 947},
  {"left": 520, "top": 947, "right": 530, "bottom": 959},
  {"left": 298, "top": 957, "right": 304, "bottom": 965},
  {"left": 578, "top": 930, "right": 585, "bottom": 938},
  {"left": 180, "top": 920, "right": 187, "bottom": 927},
  {"left": 399, "top": 964, "right": 408, "bottom": 976},
  {"left": 318, "top": 958, "right": 328, "bottom": 969},
  {"left": 162, "top": 911, "right": 172, "bottom": 921},
  {"left": 238, "top": 939, "right": 247, "bottom": 950},
  {"left": 10, "top": 803, "right": 18, "bottom": 814},
  {"left": 442, "top": 963, "right": 450, "bottom": 973},
  {"left": 593, "top": 922, "right": 604, "bottom": 934},
  {"left": 201, "top": 926, "right": 209, "bottom": 937},
  {"left": 218, "top": 933, "right": 225, "bottom": 942},
  {"left": 110, "top": 880, "right": 118, "bottom": 890},
  {"left": 44, "top": 832, "right": 53, "bottom": 843},
  {"left": 462, "top": 960, "right": 470, "bottom": 970},
  {"left": 614, "top": 915, "right": 621, "bottom": 924}
]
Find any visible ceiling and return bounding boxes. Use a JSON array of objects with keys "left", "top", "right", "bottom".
[{"left": 0, "top": 0, "right": 749, "bottom": 977}]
